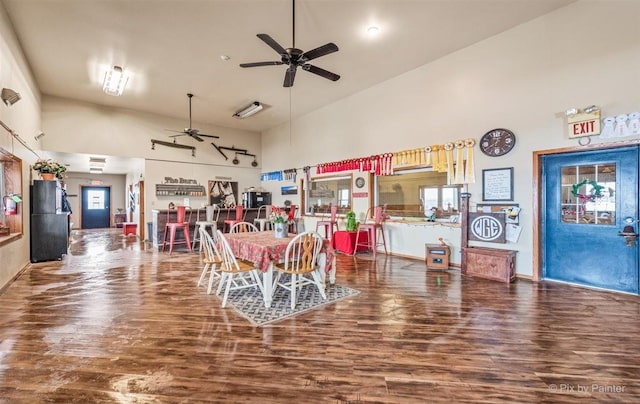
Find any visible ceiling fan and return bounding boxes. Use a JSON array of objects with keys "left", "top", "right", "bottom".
[
  {"left": 239, "top": 0, "right": 340, "bottom": 87},
  {"left": 166, "top": 93, "right": 219, "bottom": 142}
]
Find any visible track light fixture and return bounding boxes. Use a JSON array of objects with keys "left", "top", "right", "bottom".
[
  {"left": 233, "top": 101, "right": 263, "bottom": 119},
  {"left": 1, "top": 88, "right": 21, "bottom": 106},
  {"left": 34, "top": 131, "right": 45, "bottom": 141}
]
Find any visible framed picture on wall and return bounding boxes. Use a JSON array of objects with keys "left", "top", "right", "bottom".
[
  {"left": 482, "top": 167, "right": 514, "bottom": 201},
  {"left": 208, "top": 180, "right": 238, "bottom": 208}
]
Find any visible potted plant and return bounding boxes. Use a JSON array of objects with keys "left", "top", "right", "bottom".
[
  {"left": 345, "top": 211, "right": 358, "bottom": 232},
  {"left": 269, "top": 206, "right": 289, "bottom": 238},
  {"left": 33, "top": 159, "right": 67, "bottom": 180}
]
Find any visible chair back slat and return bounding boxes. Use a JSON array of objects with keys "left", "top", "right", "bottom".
[
  {"left": 235, "top": 205, "right": 243, "bottom": 221},
  {"left": 215, "top": 230, "right": 241, "bottom": 273},
  {"left": 284, "top": 231, "right": 323, "bottom": 274},
  {"left": 200, "top": 227, "right": 221, "bottom": 262},
  {"left": 374, "top": 205, "right": 384, "bottom": 225},
  {"left": 330, "top": 205, "right": 338, "bottom": 222},
  {"left": 230, "top": 221, "right": 258, "bottom": 233}
]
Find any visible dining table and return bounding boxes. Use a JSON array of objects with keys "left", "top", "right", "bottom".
[{"left": 224, "top": 231, "right": 336, "bottom": 308}]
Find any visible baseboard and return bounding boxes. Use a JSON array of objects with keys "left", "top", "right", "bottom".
[{"left": 0, "top": 261, "right": 30, "bottom": 297}]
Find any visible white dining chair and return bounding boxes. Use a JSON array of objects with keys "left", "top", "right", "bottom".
[
  {"left": 215, "top": 230, "right": 264, "bottom": 308},
  {"left": 197, "top": 227, "right": 222, "bottom": 295},
  {"left": 273, "top": 231, "right": 326, "bottom": 309},
  {"left": 229, "top": 221, "right": 259, "bottom": 233}
]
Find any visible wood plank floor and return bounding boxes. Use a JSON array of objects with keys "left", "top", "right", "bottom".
[{"left": 0, "top": 229, "right": 639, "bottom": 402}]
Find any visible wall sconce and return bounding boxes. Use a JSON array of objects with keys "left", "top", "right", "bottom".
[
  {"left": 1, "top": 88, "right": 21, "bottom": 106},
  {"left": 233, "top": 101, "right": 263, "bottom": 119}
]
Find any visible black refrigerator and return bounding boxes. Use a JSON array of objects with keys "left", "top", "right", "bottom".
[{"left": 30, "top": 180, "right": 69, "bottom": 263}]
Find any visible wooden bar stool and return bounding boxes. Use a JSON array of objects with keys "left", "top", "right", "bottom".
[
  {"left": 162, "top": 205, "right": 192, "bottom": 254},
  {"left": 354, "top": 206, "right": 387, "bottom": 258},
  {"left": 316, "top": 205, "right": 339, "bottom": 240}
]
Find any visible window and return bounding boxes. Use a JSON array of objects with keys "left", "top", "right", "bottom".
[
  {"left": 561, "top": 163, "right": 615, "bottom": 225},
  {"left": 306, "top": 175, "right": 352, "bottom": 215},
  {"left": 0, "top": 147, "right": 23, "bottom": 244},
  {"left": 376, "top": 169, "right": 461, "bottom": 219}
]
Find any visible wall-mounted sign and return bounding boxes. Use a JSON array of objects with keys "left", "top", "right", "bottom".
[
  {"left": 568, "top": 110, "right": 601, "bottom": 138},
  {"left": 353, "top": 192, "right": 368, "bottom": 198},
  {"left": 469, "top": 212, "right": 506, "bottom": 243},
  {"left": 163, "top": 176, "right": 199, "bottom": 185}
]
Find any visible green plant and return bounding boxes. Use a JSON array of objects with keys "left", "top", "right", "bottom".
[
  {"left": 346, "top": 211, "right": 357, "bottom": 232},
  {"left": 33, "top": 159, "right": 67, "bottom": 179}
]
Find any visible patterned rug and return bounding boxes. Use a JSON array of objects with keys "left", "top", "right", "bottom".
[{"left": 222, "top": 279, "right": 360, "bottom": 326}]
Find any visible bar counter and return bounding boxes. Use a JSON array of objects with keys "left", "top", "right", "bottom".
[{"left": 151, "top": 207, "right": 263, "bottom": 248}]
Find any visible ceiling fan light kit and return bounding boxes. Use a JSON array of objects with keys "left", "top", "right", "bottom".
[
  {"left": 102, "top": 65, "right": 129, "bottom": 96},
  {"left": 233, "top": 101, "right": 263, "bottom": 119}
]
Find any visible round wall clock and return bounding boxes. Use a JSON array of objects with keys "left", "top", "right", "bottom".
[
  {"left": 479, "top": 128, "right": 516, "bottom": 157},
  {"left": 355, "top": 177, "right": 365, "bottom": 188}
]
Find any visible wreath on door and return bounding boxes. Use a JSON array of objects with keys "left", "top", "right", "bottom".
[{"left": 571, "top": 179, "right": 605, "bottom": 202}]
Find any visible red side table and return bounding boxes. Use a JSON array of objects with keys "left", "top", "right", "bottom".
[
  {"left": 122, "top": 222, "right": 137, "bottom": 236},
  {"left": 331, "top": 230, "right": 369, "bottom": 254}
]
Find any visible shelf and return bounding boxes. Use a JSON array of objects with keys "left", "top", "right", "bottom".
[{"left": 155, "top": 184, "right": 206, "bottom": 197}]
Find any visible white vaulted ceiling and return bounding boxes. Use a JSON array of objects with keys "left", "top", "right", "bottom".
[{"left": 2, "top": 0, "right": 574, "bottom": 135}]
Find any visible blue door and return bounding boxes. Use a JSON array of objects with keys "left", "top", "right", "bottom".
[
  {"left": 542, "top": 146, "right": 639, "bottom": 294},
  {"left": 81, "top": 186, "right": 111, "bottom": 229}
]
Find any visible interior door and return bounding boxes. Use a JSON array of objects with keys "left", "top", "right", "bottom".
[
  {"left": 81, "top": 186, "right": 111, "bottom": 229},
  {"left": 542, "top": 146, "right": 639, "bottom": 294}
]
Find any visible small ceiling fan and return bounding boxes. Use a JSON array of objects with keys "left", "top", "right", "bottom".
[
  {"left": 166, "top": 93, "right": 219, "bottom": 142},
  {"left": 239, "top": 0, "right": 340, "bottom": 87}
]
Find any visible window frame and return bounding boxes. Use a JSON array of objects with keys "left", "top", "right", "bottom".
[
  {"left": 304, "top": 174, "right": 353, "bottom": 216},
  {"left": 375, "top": 167, "right": 462, "bottom": 220}
]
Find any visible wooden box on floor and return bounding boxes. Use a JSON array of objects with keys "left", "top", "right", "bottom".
[
  {"left": 463, "top": 247, "right": 517, "bottom": 283},
  {"left": 425, "top": 244, "right": 450, "bottom": 270}
]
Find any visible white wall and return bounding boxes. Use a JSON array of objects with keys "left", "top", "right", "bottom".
[
  {"left": 63, "top": 172, "right": 127, "bottom": 229},
  {"left": 261, "top": 0, "right": 640, "bottom": 275},
  {"left": 0, "top": 5, "right": 42, "bottom": 289}
]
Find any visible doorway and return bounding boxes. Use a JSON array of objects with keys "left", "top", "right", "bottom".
[
  {"left": 81, "top": 186, "right": 111, "bottom": 229},
  {"left": 541, "top": 146, "right": 639, "bottom": 294}
]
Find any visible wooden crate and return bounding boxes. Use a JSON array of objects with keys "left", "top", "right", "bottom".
[
  {"left": 463, "top": 247, "right": 517, "bottom": 283},
  {"left": 425, "top": 244, "right": 450, "bottom": 270}
]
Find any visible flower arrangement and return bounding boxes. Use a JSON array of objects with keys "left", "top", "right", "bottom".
[
  {"left": 269, "top": 206, "right": 289, "bottom": 224},
  {"left": 33, "top": 159, "right": 67, "bottom": 179}
]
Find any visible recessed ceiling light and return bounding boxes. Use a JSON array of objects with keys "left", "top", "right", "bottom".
[
  {"left": 220, "top": 55, "right": 231, "bottom": 61},
  {"left": 367, "top": 26, "right": 380, "bottom": 36}
]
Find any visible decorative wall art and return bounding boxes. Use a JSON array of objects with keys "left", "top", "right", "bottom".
[
  {"left": 482, "top": 167, "right": 514, "bottom": 201},
  {"left": 468, "top": 212, "right": 506, "bottom": 244},
  {"left": 208, "top": 180, "right": 238, "bottom": 208}
]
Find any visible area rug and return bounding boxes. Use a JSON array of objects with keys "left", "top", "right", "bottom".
[{"left": 222, "top": 280, "right": 360, "bottom": 326}]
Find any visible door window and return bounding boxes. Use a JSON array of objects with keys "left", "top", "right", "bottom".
[
  {"left": 87, "top": 190, "right": 106, "bottom": 210},
  {"left": 560, "top": 163, "right": 615, "bottom": 225}
]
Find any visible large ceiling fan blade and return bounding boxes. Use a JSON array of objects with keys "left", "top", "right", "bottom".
[
  {"left": 257, "top": 34, "right": 287, "bottom": 56},
  {"left": 301, "top": 42, "right": 339, "bottom": 62},
  {"left": 240, "top": 61, "right": 284, "bottom": 68},
  {"left": 190, "top": 133, "right": 204, "bottom": 142},
  {"left": 283, "top": 66, "right": 297, "bottom": 87},
  {"left": 302, "top": 64, "right": 340, "bottom": 81},
  {"left": 195, "top": 133, "right": 220, "bottom": 139},
  {"left": 166, "top": 129, "right": 187, "bottom": 134}
]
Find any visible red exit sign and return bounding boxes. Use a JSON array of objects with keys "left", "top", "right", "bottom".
[{"left": 567, "top": 111, "right": 601, "bottom": 138}]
